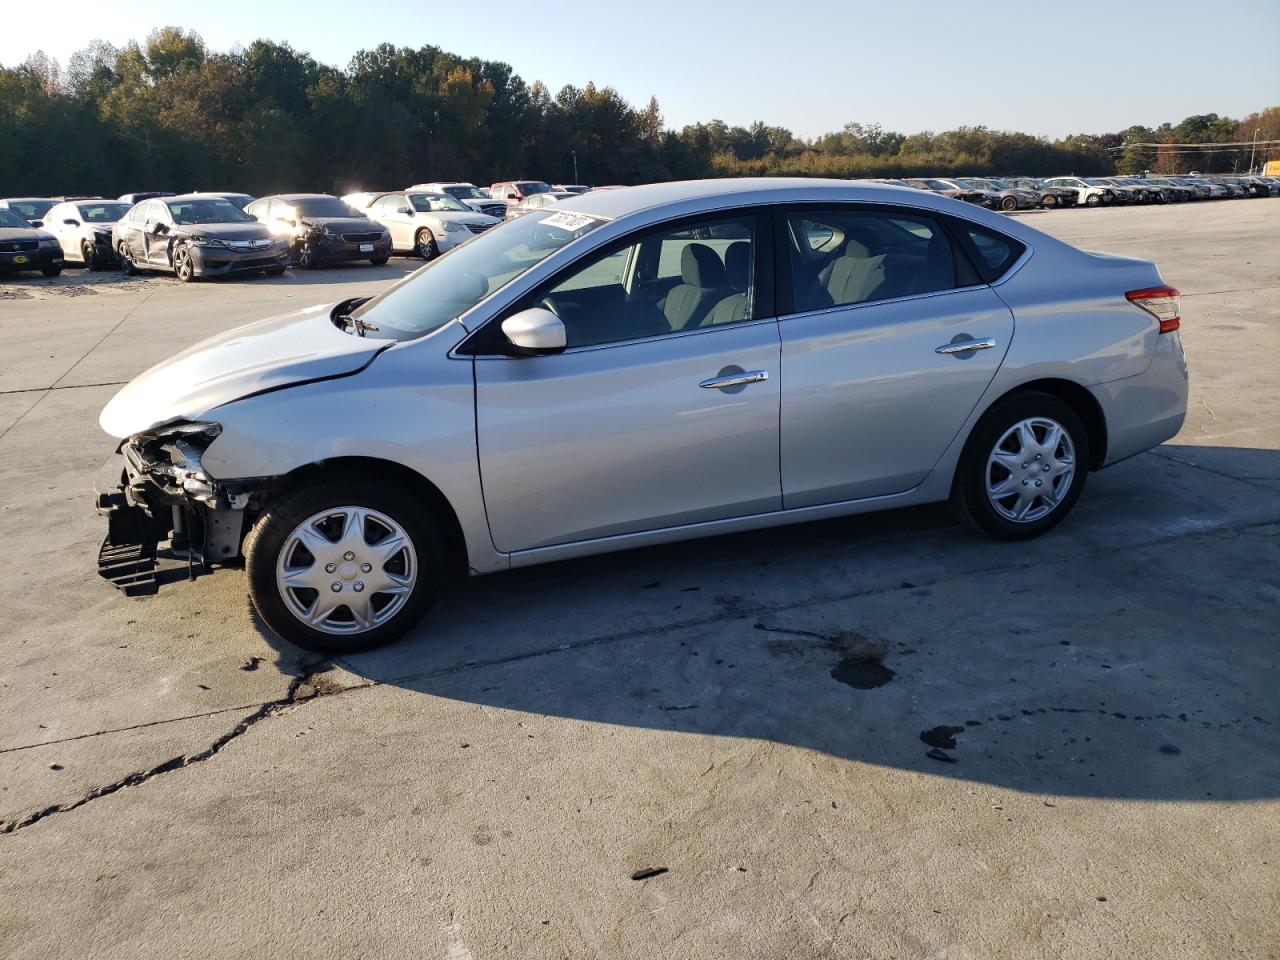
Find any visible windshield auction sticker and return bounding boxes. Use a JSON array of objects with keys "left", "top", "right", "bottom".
[{"left": 540, "top": 211, "right": 599, "bottom": 232}]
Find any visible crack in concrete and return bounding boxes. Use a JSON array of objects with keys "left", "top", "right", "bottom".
[
  {"left": 1147, "top": 448, "right": 1278, "bottom": 492},
  {"left": 0, "top": 665, "right": 332, "bottom": 836},
  {"left": 0, "top": 380, "right": 129, "bottom": 397}
]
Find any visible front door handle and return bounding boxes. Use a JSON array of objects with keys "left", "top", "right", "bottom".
[
  {"left": 699, "top": 369, "right": 769, "bottom": 390},
  {"left": 935, "top": 337, "right": 997, "bottom": 355}
]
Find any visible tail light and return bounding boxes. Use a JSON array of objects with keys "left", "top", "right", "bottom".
[{"left": 1126, "top": 285, "right": 1181, "bottom": 334}]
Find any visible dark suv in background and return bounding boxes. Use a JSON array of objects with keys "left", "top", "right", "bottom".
[{"left": 245, "top": 194, "right": 391, "bottom": 269}]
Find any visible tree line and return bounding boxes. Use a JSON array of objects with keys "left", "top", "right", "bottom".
[{"left": 2, "top": 28, "right": 1276, "bottom": 198}]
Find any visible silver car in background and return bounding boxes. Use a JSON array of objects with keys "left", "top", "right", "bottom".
[
  {"left": 95, "top": 179, "right": 1188, "bottom": 653},
  {"left": 42, "top": 198, "right": 133, "bottom": 269}
]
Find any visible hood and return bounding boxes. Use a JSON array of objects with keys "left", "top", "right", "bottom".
[
  {"left": 425, "top": 211, "right": 500, "bottom": 225},
  {"left": 0, "top": 226, "right": 53, "bottom": 241},
  {"left": 177, "top": 221, "right": 273, "bottom": 241},
  {"left": 100, "top": 302, "right": 386, "bottom": 438},
  {"left": 302, "top": 216, "right": 382, "bottom": 231}
]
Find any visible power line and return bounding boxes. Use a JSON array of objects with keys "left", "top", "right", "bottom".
[{"left": 1119, "top": 139, "right": 1280, "bottom": 148}]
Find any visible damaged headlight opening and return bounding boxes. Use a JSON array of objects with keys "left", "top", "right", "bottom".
[{"left": 124, "top": 421, "right": 224, "bottom": 507}]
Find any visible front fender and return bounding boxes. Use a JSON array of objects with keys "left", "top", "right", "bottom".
[{"left": 199, "top": 325, "right": 504, "bottom": 573}]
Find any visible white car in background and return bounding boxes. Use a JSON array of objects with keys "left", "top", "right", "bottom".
[
  {"left": 42, "top": 198, "right": 134, "bottom": 269},
  {"left": 505, "top": 190, "right": 577, "bottom": 220},
  {"left": 409, "top": 182, "right": 508, "bottom": 220},
  {"left": 1044, "top": 176, "right": 1116, "bottom": 207},
  {"left": 364, "top": 191, "right": 502, "bottom": 259}
]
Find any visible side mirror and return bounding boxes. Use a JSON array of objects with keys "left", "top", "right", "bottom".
[
  {"left": 149, "top": 222, "right": 168, "bottom": 236},
  {"left": 396, "top": 207, "right": 412, "bottom": 216},
  {"left": 30, "top": 219, "right": 44, "bottom": 228},
  {"left": 501, "top": 307, "right": 566, "bottom": 356},
  {"left": 64, "top": 218, "right": 80, "bottom": 226}
]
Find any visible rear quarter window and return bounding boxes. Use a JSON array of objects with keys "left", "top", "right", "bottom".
[{"left": 951, "top": 220, "right": 1026, "bottom": 283}]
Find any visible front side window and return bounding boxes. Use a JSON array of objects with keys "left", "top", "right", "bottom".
[
  {"left": 520, "top": 213, "right": 760, "bottom": 349},
  {"left": 350, "top": 209, "right": 606, "bottom": 339},
  {"left": 783, "top": 209, "right": 959, "bottom": 313}
]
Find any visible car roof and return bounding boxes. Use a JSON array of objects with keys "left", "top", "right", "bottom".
[
  {"left": 1, "top": 197, "right": 56, "bottom": 202},
  {"left": 555, "top": 177, "right": 946, "bottom": 220},
  {"left": 269, "top": 193, "right": 338, "bottom": 201}
]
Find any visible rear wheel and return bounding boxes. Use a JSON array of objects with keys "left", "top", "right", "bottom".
[
  {"left": 245, "top": 478, "right": 444, "bottom": 654},
  {"left": 952, "top": 392, "right": 1090, "bottom": 541},
  {"left": 117, "top": 241, "right": 137, "bottom": 275}
]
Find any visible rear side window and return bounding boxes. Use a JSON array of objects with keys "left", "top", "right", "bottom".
[
  {"left": 953, "top": 221, "right": 1026, "bottom": 282},
  {"left": 782, "top": 208, "right": 961, "bottom": 313}
]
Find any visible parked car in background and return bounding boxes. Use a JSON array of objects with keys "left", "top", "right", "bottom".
[
  {"left": 1001, "top": 178, "right": 1078, "bottom": 207},
  {"left": 0, "top": 197, "right": 57, "bottom": 226},
  {"left": 554, "top": 184, "right": 592, "bottom": 194},
  {"left": 0, "top": 207, "right": 63, "bottom": 276},
  {"left": 245, "top": 194, "right": 391, "bottom": 269},
  {"left": 364, "top": 190, "right": 501, "bottom": 259},
  {"left": 1043, "top": 177, "right": 1116, "bottom": 206},
  {"left": 113, "top": 194, "right": 289, "bottom": 282},
  {"left": 962, "top": 178, "right": 1042, "bottom": 211},
  {"left": 93, "top": 178, "right": 1189, "bottom": 652},
  {"left": 43, "top": 198, "right": 133, "bottom": 269},
  {"left": 1093, "top": 177, "right": 1163, "bottom": 204},
  {"left": 1145, "top": 177, "right": 1209, "bottom": 200},
  {"left": 489, "top": 180, "right": 554, "bottom": 207},
  {"left": 1182, "top": 177, "right": 1230, "bottom": 199},
  {"left": 505, "top": 190, "right": 576, "bottom": 219},
  {"left": 903, "top": 178, "right": 992, "bottom": 206},
  {"left": 117, "top": 192, "right": 176, "bottom": 205},
  {"left": 1119, "top": 177, "right": 1194, "bottom": 202},
  {"left": 409, "top": 182, "right": 509, "bottom": 219}
]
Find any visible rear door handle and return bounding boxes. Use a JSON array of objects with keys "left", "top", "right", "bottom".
[
  {"left": 935, "top": 337, "right": 997, "bottom": 355},
  {"left": 699, "top": 370, "right": 769, "bottom": 389}
]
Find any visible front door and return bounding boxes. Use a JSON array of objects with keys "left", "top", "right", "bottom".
[
  {"left": 474, "top": 211, "right": 782, "bottom": 553},
  {"left": 776, "top": 206, "right": 1015, "bottom": 507}
]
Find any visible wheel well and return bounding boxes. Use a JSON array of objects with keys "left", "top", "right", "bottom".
[
  {"left": 986, "top": 379, "right": 1107, "bottom": 469},
  {"left": 275, "top": 456, "right": 469, "bottom": 577}
]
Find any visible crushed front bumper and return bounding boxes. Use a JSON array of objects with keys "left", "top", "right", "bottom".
[{"left": 94, "top": 436, "right": 276, "bottom": 595}]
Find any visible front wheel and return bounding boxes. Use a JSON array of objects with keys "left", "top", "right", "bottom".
[
  {"left": 951, "top": 392, "right": 1090, "bottom": 541},
  {"left": 173, "top": 244, "right": 196, "bottom": 282},
  {"left": 415, "top": 228, "right": 438, "bottom": 260},
  {"left": 294, "top": 239, "right": 320, "bottom": 269},
  {"left": 81, "top": 240, "right": 100, "bottom": 270},
  {"left": 117, "top": 241, "right": 137, "bottom": 275},
  {"left": 244, "top": 478, "right": 444, "bottom": 653},
  {"left": 1085, "top": 193, "right": 1101, "bottom": 207},
  {"left": 370, "top": 254, "right": 389, "bottom": 266},
  {"left": 1000, "top": 195, "right": 1019, "bottom": 211},
  {"left": 41, "top": 262, "right": 62, "bottom": 277}
]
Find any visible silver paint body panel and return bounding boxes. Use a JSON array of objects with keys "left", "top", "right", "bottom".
[{"left": 99, "top": 179, "right": 1188, "bottom": 576}]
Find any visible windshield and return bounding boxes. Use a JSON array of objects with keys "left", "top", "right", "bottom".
[
  {"left": 517, "top": 181, "right": 553, "bottom": 195},
  {"left": 5, "top": 199, "right": 54, "bottom": 220},
  {"left": 295, "top": 197, "right": 361, "bottom": 218},
  {"left": 350, "top": 210, "right": 606, "bottom": 339},
  {"left": 408, "top": 193, "right": 470, "bottom": 213},
  {"left": 0, "top": 209, "right": 34, "bottom": 228},
  {"left": 76, "top": 202, "right": 132, "bottom": 222},
  {"left": 443, "top": 185, "right": 486, "bottom": 200},
  {"left": 166, "top": 198, "right": 256, "bottom": 224}
]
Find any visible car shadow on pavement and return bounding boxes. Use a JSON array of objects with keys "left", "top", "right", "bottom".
[{"left": 254, "top": 444, "right": 1280, "bottom": 802}]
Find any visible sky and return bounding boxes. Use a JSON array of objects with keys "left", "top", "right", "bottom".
[{"left": 5, "top": 0, "right": 1278, "bottom": 139}]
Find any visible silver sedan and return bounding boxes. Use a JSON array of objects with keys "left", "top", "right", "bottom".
[{"left": 95, "top": 179, "right": 1188, "bottom": 652}]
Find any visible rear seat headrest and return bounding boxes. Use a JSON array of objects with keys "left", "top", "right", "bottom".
[
  {"left": 681, "top": 243, "right": 726, "bottom": 287},
  {"left": 842, "top": 225, "right": 883, "bottom": 258},
  {"left": 724, "top": 241, "right": 751, "bottom": 292}
]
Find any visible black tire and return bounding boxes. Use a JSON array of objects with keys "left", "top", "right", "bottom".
[
  {"left": 1000, "top": 195, "right": 1018, "bottom": 211},
  {"left": 244, "top": 476, "right": 445, "bottom": 654},
  {"left": 294, "top": 239, "right": 320, "bottom": 269},
  {"left": 173, "top": 244, "right": 196, "bottom": 283},
  {"left": 370, "top": 254, "right": 389, "bottom": 266},
  {"left": 951, "top": 391, "right": 1090, "bottom": 541},
  {"left": 1085, "top": 193, "right": 1101, "bottom": 207},
  {"left": 265, "top": 265, "right": 286, "bottom": 276},
  {"left": 415, "top": 228, "right": 438, "bottom": 260},
  {"left": 40, "top": 262, "right": 62, "bottom": 277},
  {"left": 117, "top": 241, "right": 137, "bottom": 275}
]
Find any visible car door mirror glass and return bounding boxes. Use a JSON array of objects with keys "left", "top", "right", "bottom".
[
  {"left": 397, "top": 207, "right": 412, "bottom": 216},
  {"left": 502, "top": 308, "right": 566, "bottom": 355}
]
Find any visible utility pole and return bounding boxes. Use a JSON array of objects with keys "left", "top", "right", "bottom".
[
  {"left": 1248, "top": 128, "right": 1259, "bottom": 173},
  {"left": 572, "top": 150, "right": 579, "bottom": 183}
]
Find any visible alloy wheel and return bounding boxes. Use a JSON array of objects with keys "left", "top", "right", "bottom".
[
  {"left": 275, "top": 506, "right": 417, "bottom": 635},
  {"left": 985, "top": 418, "right": 1076, "bottom": 523}
]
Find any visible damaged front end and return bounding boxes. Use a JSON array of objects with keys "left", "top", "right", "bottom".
[{"left": 95, "top": 422, "right": 273, "bottom": 595}]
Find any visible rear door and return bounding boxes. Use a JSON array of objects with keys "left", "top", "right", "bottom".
[{"left": 777, "top": 205, "right": 1015, "bottom": 507}]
